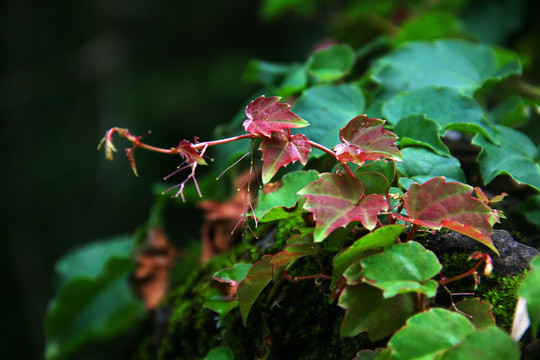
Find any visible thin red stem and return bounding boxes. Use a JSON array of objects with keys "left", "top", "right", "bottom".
[
  {"left": 438, "top": 254, "right": 489, "bottom": 285},
  {"left": 308, "top": 140, "right": 356, "bottom": 178}
]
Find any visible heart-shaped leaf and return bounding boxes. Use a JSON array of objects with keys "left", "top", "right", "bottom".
[
  {"left": 387, "top": 308, "right": 475, "bottom": 360},
  {"left": 334, "top": 115, "right": 401, "bottom": 166},
  {"left": 298, "top": 173, "right": 388, "bottom": 242},
  {"left": 259, "top": 129, "right": 311, "bottom": 183},
  {"left": 332, "top": 225, "right": 406, "bottom": 289},
  {"left": 307, "top": 44, "right": 356, "bottom": 82},
  {"left": 360, "top": 241, "right": 442, "bottom": 298},
  {"left": 394, "top": 114, "right": 450, "bottom": 156},
  {"left": 338, "top": 283, "right": 416, "bottom": 340},
  {"left": 395, "top": 177, "right": 496, "bottom": 253},
  {"left": 254, "top": 170, "right": 319, "bottom": 222},
  {"left": 243, "top": 96, "right": 309, "bottom": 137},
  {"left": 441, "top": 327, "right": 520, "bottom": 360}
]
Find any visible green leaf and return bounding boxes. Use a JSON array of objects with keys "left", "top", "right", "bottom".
[
  {"left": 237, "top": 255, "right": 273, "bottom": 326},
  {"left": 307, "top": 44, "right": 356, "bottom": 82},
  {"left": 298, "top": 173, "right": 388, "bottom": 242},
  {"left": 387, "top": 308, "right": 475, "bottom": 360},
  {"left": 372, "top": 39, "right": 520, "bottom": 96},
  {"left": 360, "top": 241, "right": 442, "bottom": 298},
  {"left": 454, "top": 298, "right": 496, "bottom": 329},
  {"left": 518, "top": 255, "right": 540, "bottom": 337},
  {"left": 292, "top": 84, "right": 365, "bottom": 157},
  {"left": 205, "top": 264, "right": 252, "bottom": 318},
  {"left": 354, "top": 171, "right": 390, "bottom": 195},
  {"left": 441, "top": 327, "right": 520, "bottom": 360},
  {"left": 338, "top": 283, "right": 416, "bottom": 341},
  {"left": 489, "top": 95, "right": 529, "bottom": 127},
  {"left": 356, "top": 160, "right": 396, "bottom": 187},
  {"left": 394, "top": 115, "right": 450, "bottom": 156},
  {"left": 204, "top": 346, "right": 235, "bottom": 360},
  {"left": 472, "top": 125, "right": 540, "bottom": 191},
  {"left": 396, "top": 147, "right": 466, "bottom": 189},
  {"left": 517, "top": 194, "right": 540, "bottom": 227},
  {"left": 382, "top": 86, "right": 493, "bottom": 142},
  {"left": 45, "top": 236, "right": 143, "bottom": 360},
  {"left": 394, "top": 12, "right": 462, "bottom": 45},
  {"left": 270, "top": 243, "right": 319, "bottom": 280},
  {"left": 254, "top": 170, "right": 319, "bottom": 222},
  {"left": 243, "top": 59, "right": 307, "bottom": 97},
  {"left": 332, "top": 225, "right": 406, "bottom": 289}
]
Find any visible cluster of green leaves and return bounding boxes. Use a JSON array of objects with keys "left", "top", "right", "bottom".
[{"left": 47, "top": 1, "right": 540, "bottom": 359}]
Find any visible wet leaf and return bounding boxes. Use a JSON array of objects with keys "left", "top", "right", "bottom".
[
  {"left": 243, "top": 96, "right": 309, "bottom": 137},
  {"left": 298, "top": 173, "right": 388, "bottom": 242},
  {"left": 259, "top": 129, "right": 311, "bottom": 183},
  {"left": 334, "top": 115, "right": 401, "bottom": 166},
  {"left": 332, "top": 225, "right": 405, "bottom": 289},
  {"left": 339, "top": 283, "right": 416, "bottom": 340},
  {"left": 254, "top": 170, "right": 319, "bottom": 222},
  {"left": 360, "top": 241, "right": 442, "bottom": 298},
  {"left": 387, "top": 308, "right": 475, "bottom": 360},
  {"left": 396, "top": 177, "right": 496, "bottom": 253}
]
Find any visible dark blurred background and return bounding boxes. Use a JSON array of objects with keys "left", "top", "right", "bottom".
[{"left": 1, "top": 1, "right": 326, "bottom": 358}]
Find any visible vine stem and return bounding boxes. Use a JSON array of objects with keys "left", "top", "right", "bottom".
[{"left": 308, "top": 140, "right": 356, "bottom": 178}]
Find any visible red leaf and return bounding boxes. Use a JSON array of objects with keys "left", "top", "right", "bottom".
[
  {"left": 395, "top": 177, "right": 497, "bottom": 254},
  {"left": 177, "top": 140, "right": 207, "bottom": 165},
  {"left": 298, "top": 173, "right": 388, "bottom": 242},
  {"left": 243, "top": 96, "right": 309, "bottom": 137},
  {"left": 333, "top": 115, "right": 401, "bottom": 166},
  {"left": 259, "top": 129, "right": 311, "bottom": 183}
]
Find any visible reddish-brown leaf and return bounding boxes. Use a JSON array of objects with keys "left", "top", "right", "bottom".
[
  {"left": 133, "top": 227, "right": 177, "bottom": 310},
  {"left": 177, "top": 140, "right": 207, "bottom": 165},
  {"left": 259, "top": 129, "right": 311, "bottom": 183},
  {"left": 395, "top": 177, "right": 497, "bottom": 254},
  {"left": 243, "top": 96, "right": 309, "bottom": 137},
  {"left": 298, "top": 172, "right": 388, "bottom": 242},
  {"left": 334, "top": 115, "right": 401, "bottom": 166}
]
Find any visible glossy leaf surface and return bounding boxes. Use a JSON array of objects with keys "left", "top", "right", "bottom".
[
  {"left": 397, "top": 177, "right": 496, "bottom": 253},
  {"left": 387, "top": 308, "right": 474, "bottom": 360},
  {"left": 332, "top": 225, "right": 405, "bottom": 289},
  {"left": 334, "top": 115, "right": 401, "bottom": 166},
  {"left": 293, "top": 84, "right": 365, "bottom": 156},
  {"left": 298, "top": 173, "right": 388, "bottom": 242},
  {"left": 243, "top": 96, "right": 309, "bottom": 137},
  {"left": 259, "top": 129, "right": 311, "bottom": 183},
  {"left": 454, "top": 298, "right": 496, "bottom": 329},
  {"left": 254, "top": 170, "right": 319, "bottom": 222},
  {"left": 339, "top": 283, "right": 416, "bottom": 340},
  {"left": 360, "top": 241, "right": 441, "bottom": 298}
]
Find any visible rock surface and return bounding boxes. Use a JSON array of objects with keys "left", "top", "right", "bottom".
[{"left": 427, "top": 230, "right": 539, "bottom": 277}]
